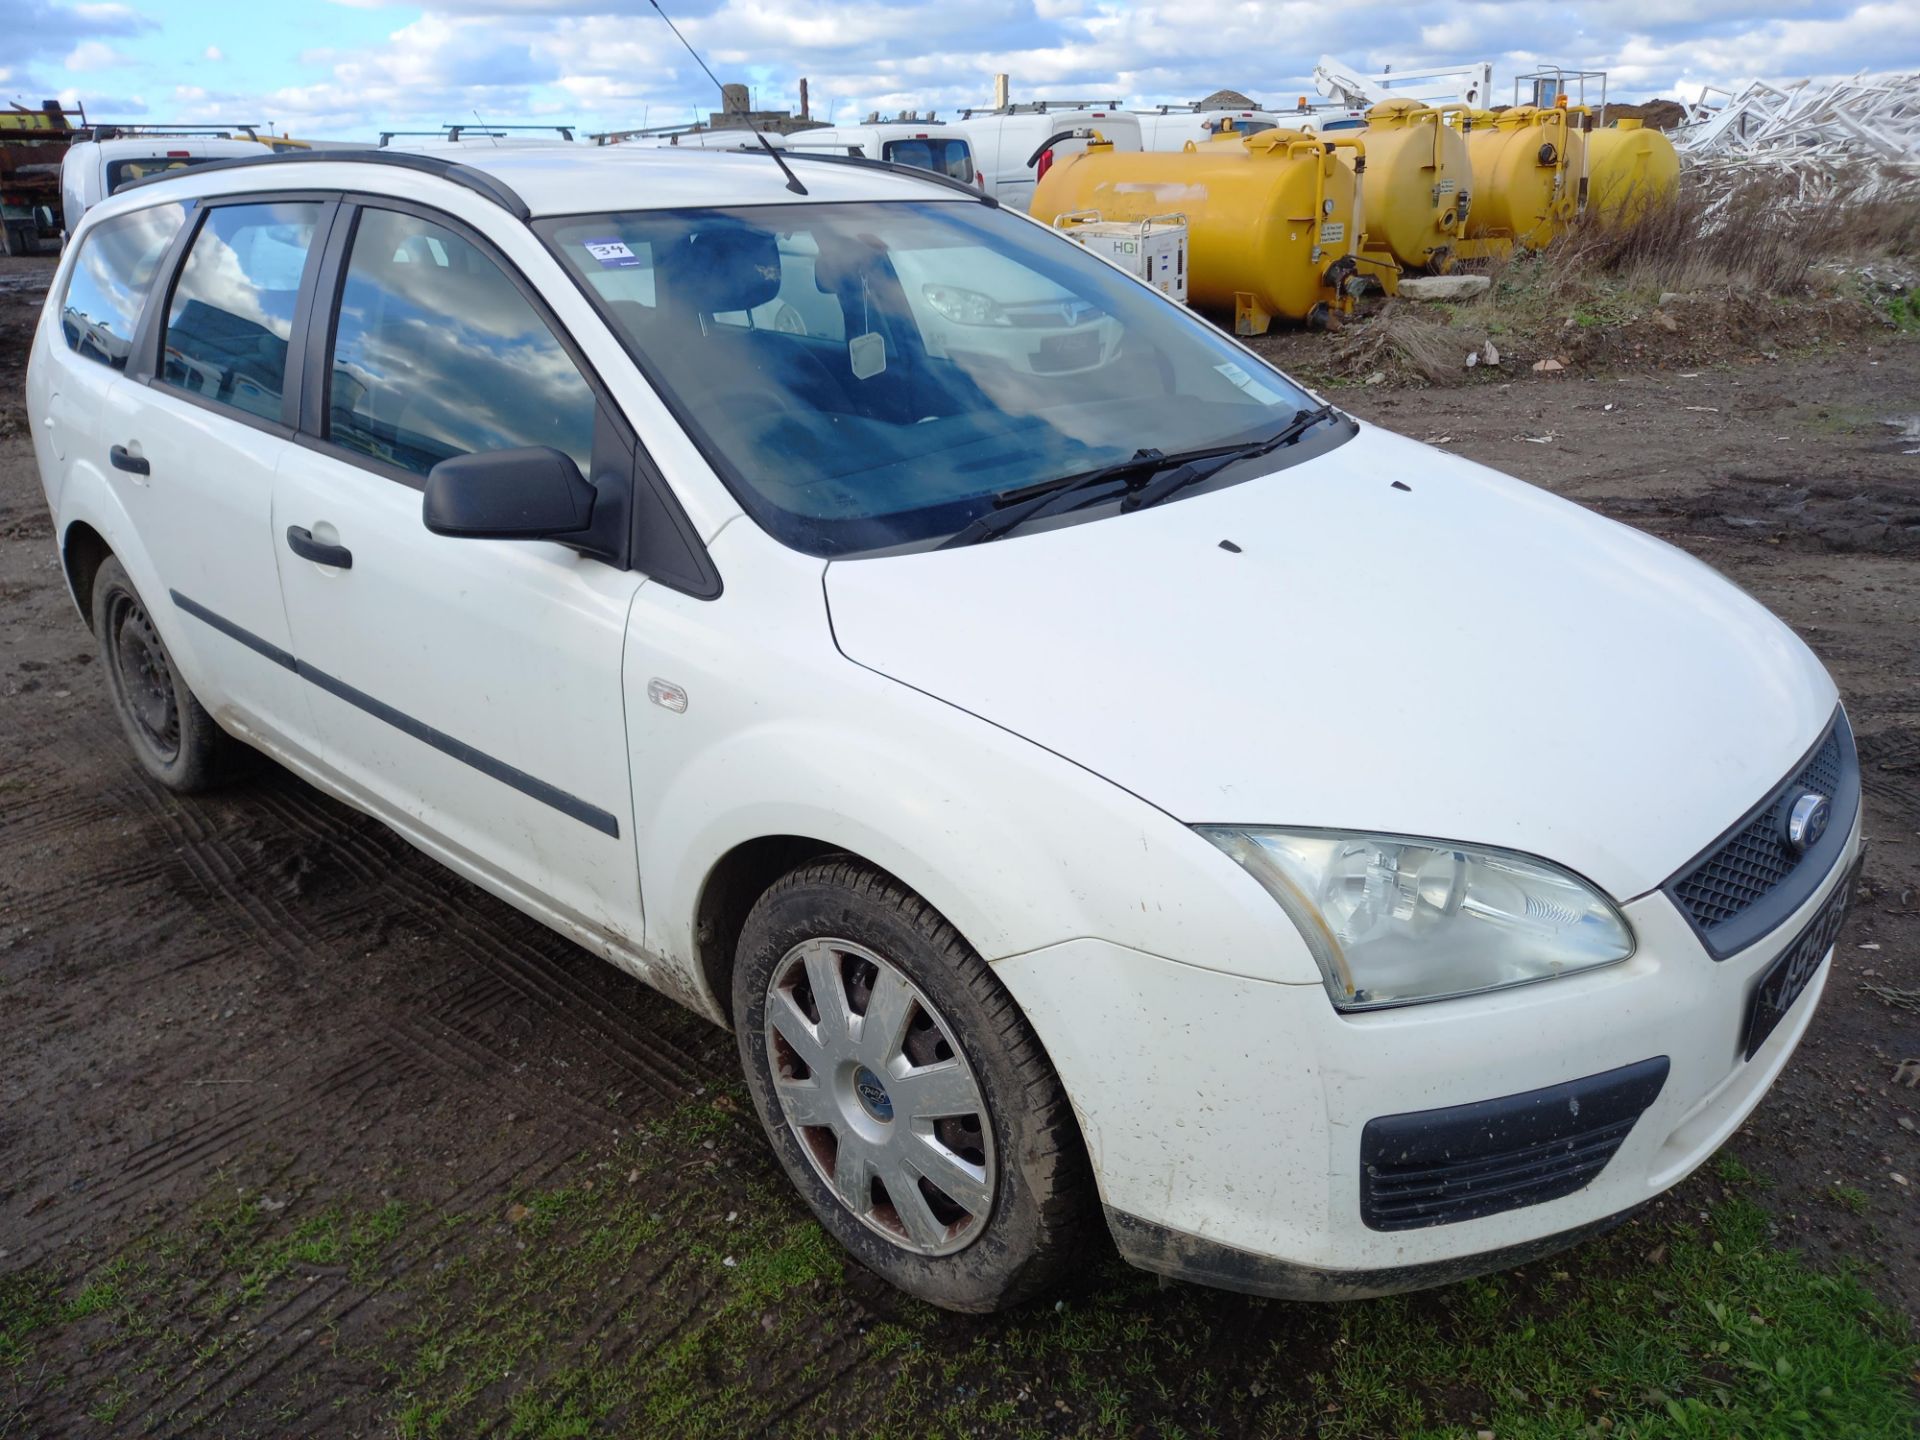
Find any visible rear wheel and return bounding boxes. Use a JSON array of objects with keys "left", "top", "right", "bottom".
[
  {"left": 93, "top": 557, "right": 241, "bottom": 792},
  {"left": 734, "top": 857, "right": 1094, "bottom": 1312}
]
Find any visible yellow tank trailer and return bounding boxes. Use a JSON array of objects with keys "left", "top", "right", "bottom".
[
  {"left": 1030, "top": 129, "right": 1361, "bottom": 334},
  {"left": 1338, "top": 100, "right": 1471, "bottom": 276},
  {"left": 1585, "top": 119, "right": 1679, "bottom": 224},
  {"left": 1458, "top": 104, "right": 1589, "bottom": 256}
]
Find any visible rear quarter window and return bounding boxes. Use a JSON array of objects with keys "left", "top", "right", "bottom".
[{"left": 60, "top": 202, "right": 190, "bottom": 371}]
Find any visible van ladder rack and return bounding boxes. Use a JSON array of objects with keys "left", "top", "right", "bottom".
[
  {"left": 82, "top": 122, "right": 261, "bottom": 141},
  {"left": 110, "top": 148, "right": 532, "bottom": 220}
]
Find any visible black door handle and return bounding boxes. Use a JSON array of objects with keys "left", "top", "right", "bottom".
[
  {"left": 286, "top": 525, "right": 353, "bottom": 569},
  {"left": 110, "top": 445, "right": 150, "bottom": 475}
]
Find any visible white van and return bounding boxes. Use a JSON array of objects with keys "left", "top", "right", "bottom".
[
  {"left": 946, "top": 107, "right": 1143, "bottom": 211},
  {"left": 59, "top": 131, "right": 264, "bottom": 236},
  {"left": 785, "top": 125, "right": 977, "bottom": 185},
  {"left": 1136, "top": 107, "right": 1284, "bottom": 151}
]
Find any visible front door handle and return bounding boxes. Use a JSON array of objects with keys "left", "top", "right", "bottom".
[
  {"left": 286, "top": 525, "right": 353, "bottom": 570},
  {"left": 109, "top": 445, "right": 149, "bottom": 475}
]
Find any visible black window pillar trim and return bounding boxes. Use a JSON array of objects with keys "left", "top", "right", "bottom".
[
  {"left": 295, "top": 194, "right": 719, "bottom": 598},
  {"left": 126, "top": 190, "right": 346, "bottom": 438}
]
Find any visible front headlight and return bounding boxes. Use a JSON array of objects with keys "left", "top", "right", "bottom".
[
  {"left": 921, "top": 284, "right": 1005, "bottom": 325},
  {"left": 1196, "top": 827, "right": 1634, "bottom": 1011}
]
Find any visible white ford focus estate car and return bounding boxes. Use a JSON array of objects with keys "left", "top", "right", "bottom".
[{"left": 25, "top": 144, "right": 1861, "bottom": 1312}]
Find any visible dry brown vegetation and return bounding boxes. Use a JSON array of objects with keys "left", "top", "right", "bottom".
[{"left": 1275, "top": 175, "right": 1920, "bottom": 387}]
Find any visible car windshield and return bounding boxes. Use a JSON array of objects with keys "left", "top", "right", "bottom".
[{"left": 540, "top": 200, "right": 1323, "bottom": 557}]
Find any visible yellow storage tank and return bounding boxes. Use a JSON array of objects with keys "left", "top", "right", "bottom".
[
  {"left": 1030, "top": 129, "right": 1360, "bottom": 333},
  {"left": 1342, "top": 99, "right": 1471, "bottom": 273},
  {"left": 1586, "top": 119, "right": 1679, "bottom": 224},
  {"left": 1460, "top": 104, "right": 1587, "bottom": 253}
]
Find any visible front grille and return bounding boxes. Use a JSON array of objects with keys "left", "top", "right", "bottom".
[
  {"left": 1665, "top": 710, "right": 1858, "bottom": 957},
  {"left": 1360, "top": 1057, "right": 1669, "bottom": 1231}
]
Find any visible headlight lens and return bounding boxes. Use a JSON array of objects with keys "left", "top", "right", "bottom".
[
  {"left": 1196, "top": 827, "right": 1634, "bottom": 1011},
  {"left": 921, "top": 283, "right": 1004, "bottom": 325}
]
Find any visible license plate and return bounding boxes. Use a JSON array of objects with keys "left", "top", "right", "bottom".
[{"left": 1741, "top": 864, "right": 1855, "bottom": 1060}]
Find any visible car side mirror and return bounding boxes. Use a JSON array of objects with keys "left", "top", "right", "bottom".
[{"left": 422, "top": 447, "right": 596, "bottom": 541}]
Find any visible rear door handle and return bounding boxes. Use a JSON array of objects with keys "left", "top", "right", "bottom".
[
  {"left": 109, "top": 445, "right": 149, "bottom": 476},
  {"left": 285, "top": 525, "right": 353, "bottom": 570}
]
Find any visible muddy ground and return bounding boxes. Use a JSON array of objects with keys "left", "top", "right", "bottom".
[{"left": 1, "top": 249, "right": 1916, "bottom": 1435}]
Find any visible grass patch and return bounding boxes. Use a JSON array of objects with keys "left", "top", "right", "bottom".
[{"left": 4, "top": 1129, "right": 1912, "bottom": 1438}]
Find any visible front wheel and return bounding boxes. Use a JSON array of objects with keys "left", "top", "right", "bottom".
[{"left": 734, "top": 858, "right": 1095, "bottom": 1312}]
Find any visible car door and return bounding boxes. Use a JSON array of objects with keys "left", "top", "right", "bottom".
[
  {"left": 97, "top": 195, "right": 333, "bottom": 746},
  {"left": 271, "top": 199, "right": 646, "bottom": 949}
]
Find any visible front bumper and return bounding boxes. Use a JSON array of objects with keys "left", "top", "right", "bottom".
[{"left": 992, "top": 812, "right": 1861, "bottom": 1296}]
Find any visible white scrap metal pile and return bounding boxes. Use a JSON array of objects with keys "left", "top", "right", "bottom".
[{"left": 1673, "top": 70, "right": 1920, "bottom": 210}]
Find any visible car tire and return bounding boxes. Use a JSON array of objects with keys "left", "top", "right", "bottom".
[
  {"left": 734, "top": 856, "right": 1095, "bottom": 1312},
  {"left": 92, "top": 557, "right": 242, "bottom": 793}
]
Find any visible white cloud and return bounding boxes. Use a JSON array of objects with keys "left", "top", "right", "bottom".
[
  {"left": 57, "top": 0, "right": 1920, "bottom": 140},
  {"left": 205, "top": 45, "right": 225, "bottom": 61},
  {"left": 64, "top": 40, "right": 127, "bottom": 71}
]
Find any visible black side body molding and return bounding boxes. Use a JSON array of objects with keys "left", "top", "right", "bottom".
[{"left": 169, "top": 590, "right": 619, "bottom": 837}]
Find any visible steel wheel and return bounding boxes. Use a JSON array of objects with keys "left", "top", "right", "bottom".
[
  {"left": 107, "top": 591, "right": 181, "bottom": 763},
  {"left": 763, "top": 937, "right": 995, "bottom": 1256}
]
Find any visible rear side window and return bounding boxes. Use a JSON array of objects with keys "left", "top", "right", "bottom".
[
  {"left": 882, "top": 138, "right": 974, "bottom": 182},
  {"left": 59, "top": 202, "right": 188, "bottom": 371},
  {"left": 106, "top": 156, "right": 225, "bottom": 193},
  {"left": 161, "top": 201, "right": 324, "bottom": 422},
  {"left": 325, "top": 207, "right": 596, "bottom": 478}
]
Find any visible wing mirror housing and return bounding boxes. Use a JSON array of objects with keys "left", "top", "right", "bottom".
[{"left": 423, "top": 447, "right": 597, "bottom": 541}]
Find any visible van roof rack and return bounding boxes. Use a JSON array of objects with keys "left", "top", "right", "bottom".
[
  {"left": 79, "top": 122, "right": 261, "bottom": 142},
  {"left": 379, "top": 124, "right": 576, "bottom": 146},
  {"left": 956, "top": 100, "right": 1125, "bottom": 118},
  {"left": 110, "top": 147, "right": 532, "bottom": 220}
]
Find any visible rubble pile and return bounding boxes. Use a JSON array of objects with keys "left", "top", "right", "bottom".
[{"left": 1673, "top": 71, "right": 1920, "bottom": 215}]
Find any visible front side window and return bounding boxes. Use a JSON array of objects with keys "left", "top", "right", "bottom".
[
  {"left": 60, "top": 202, "right": 188, "bottom": 370},
  {"left": 162, "top": 200, "right": 322, "bottom": 422},
  {"left": 326, "top": 208, "right": 596, "bottom": 478},
  {"left": 542, "top": 201, "right": 1322, "bottom": 556},
  {"left": 882, "top": 138, "right": 974, "bottom": 182}
]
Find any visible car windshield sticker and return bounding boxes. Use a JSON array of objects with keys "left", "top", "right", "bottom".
[
  {"left": 1213, "top": 361, "right": 1286, "bottom": 406},
  {"left": 584, "top": 238, "right": 641, "bottom": 268}
]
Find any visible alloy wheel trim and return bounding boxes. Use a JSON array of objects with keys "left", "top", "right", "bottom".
[{"left": 764, "top": 936, "right": 996, "bottom": 1257}]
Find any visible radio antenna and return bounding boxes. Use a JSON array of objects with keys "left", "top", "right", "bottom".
[{"left": 645, "top": 0, "right": 807, "bottom": 194}]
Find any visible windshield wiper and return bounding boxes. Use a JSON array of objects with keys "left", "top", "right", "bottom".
[
  {"left": 1119, "top": 403, "right": 1337, "bottom": 515},
  {"left": 937, "top": 447, "right": 1188, "bottom": 548},
  {"left": 938, "top": 404, "right": 1340, "bottom": 549}
]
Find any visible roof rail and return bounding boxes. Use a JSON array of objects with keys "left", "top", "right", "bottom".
[
  {"left": 773, "top": 148, "right": 997, "bottom": 207},
  {"left": 80, "top": 122, "right": 261, "bottom": 142},
  {"left": 110, "top": 147, "right": 532, "bottom": 220}
]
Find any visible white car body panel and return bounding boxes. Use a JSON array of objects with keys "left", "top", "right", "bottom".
[
  {"left": 824, "top": 420, "right": 1836, "bottom": 903},
  {"left": 24, "top": 147, "right": 1860, "bottom": 1298},
  {"left": 998, "top": 813, "right": 1858, "bottom": 1270}
]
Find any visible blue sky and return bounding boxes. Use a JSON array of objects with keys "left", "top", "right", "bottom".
[{"left": 8, "top": 0, "right": 1918, "bottom": 140}]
